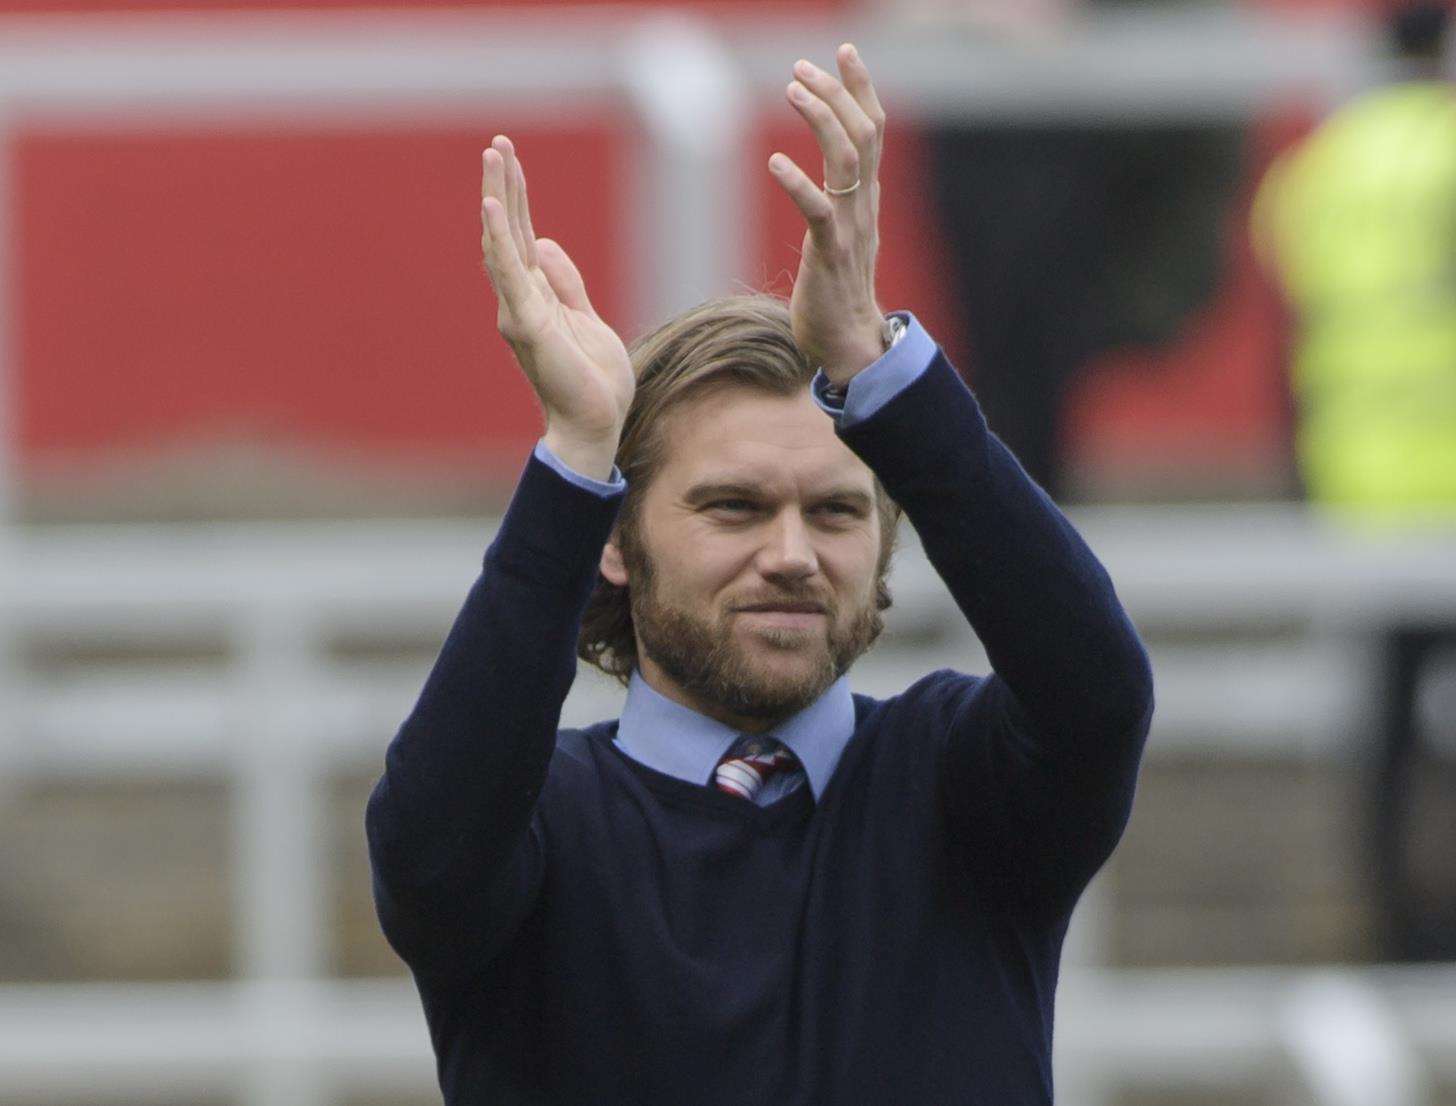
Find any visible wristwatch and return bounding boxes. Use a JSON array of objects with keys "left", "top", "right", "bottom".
[{"left": 820, "top": 314, "right": 906, "bottom": 405}]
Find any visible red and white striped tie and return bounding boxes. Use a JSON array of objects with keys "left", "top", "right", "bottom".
[{"left": 713, "top": 737, "right": 801, "bottom": 801}]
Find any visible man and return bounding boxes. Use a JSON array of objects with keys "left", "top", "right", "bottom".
[
  {"left": 367, "top": 44, "right": 1153, "bottom": 1104},
  {"left": 1253, "top": 0, "right": 1456, "bottom": 519},
  {"left": 1252, "top": 1, "right": 1456, "bottom": 961}
]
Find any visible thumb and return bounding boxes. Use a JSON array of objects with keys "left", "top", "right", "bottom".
[{"left": 536, "top": 238, "right": 599, "bottom": 318}]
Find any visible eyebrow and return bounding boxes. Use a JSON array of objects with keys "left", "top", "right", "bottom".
[{"left": 684, "top": 481, "right": 875, "bottom": 511}]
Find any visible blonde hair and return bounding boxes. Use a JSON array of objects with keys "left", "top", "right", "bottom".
[{"left": 577, "top": 292, "right": 900, "bottom": 684}]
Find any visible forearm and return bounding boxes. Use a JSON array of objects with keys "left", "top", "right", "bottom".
[
  {"left": 366, "top": 452, "right": 623, "bottom": 902},
  {"left": 840, "top": 350, "right": 1152, "bottom": 746}
]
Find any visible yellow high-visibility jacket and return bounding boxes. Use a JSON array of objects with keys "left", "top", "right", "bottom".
[{"left": 1253, "top": 81, "right": 1456, "bottom": 521}]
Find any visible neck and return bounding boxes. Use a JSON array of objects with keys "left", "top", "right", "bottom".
[{"left": 635, "top": 659, "right": 783, "bottom": 735}]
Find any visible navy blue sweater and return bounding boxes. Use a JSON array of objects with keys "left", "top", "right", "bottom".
[{"left": 366, "top": 350, "right": 1154, "bottom": 1105}]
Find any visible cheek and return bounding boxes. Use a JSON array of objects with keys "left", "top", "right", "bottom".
[
  {"left": 656, "top": 539, "right": 749, "bottom": 605},
  {"left": 822, "top": 534, "right": 881, "bottom": 596},
  {"left": 693, "top": 527, "right": 764, "bottom": 572}
]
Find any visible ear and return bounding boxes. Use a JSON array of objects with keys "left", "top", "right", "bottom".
[{"left": 600, "top": 537, "right": 629, "bottom": 587}]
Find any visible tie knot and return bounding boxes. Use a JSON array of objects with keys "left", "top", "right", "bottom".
[{"left": 713, "top": 736, "right": 802, "bottom": 802}]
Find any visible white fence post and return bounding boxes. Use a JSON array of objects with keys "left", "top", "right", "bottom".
[
  {"left": 1281, "top": 971, "right": 1434, "bottom": 1106},
  {"left": 231, "top": 599, "right": 330, "bottom": 983},
  {"left": 619, "top": 14, "right": 749, "bottom": 333}
]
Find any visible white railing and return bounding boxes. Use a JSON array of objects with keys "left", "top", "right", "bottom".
[
  {"left": 10, "top": 505, "right": 1456, "bottom": 780},
  {"left": 3, "top": 507, "right": 1456, "bottom": 1105},
  {"left": 1, "top": 965, "right": 1454, "bottom": 1105},
  {"left": 0, "top": 966, "right": 1450, "bottom": 1106}
]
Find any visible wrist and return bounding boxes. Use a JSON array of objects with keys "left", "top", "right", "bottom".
[
  {"left": 542, "top": 424, "right": 621, "bottom": 482},
  {"left": 822, "top": 314, "right": 904, "bottom": 389},
  {"left": 825, "top": 341, "right": 887, "bottom": 386}
]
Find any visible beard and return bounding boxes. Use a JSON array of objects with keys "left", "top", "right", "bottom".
[{"left": 625, "top": 544, "right": 885, "bottom": 722}]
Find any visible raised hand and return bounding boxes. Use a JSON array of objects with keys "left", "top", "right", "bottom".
[
  {"left": 768, "top": 44, "right": 888, "bottom": 386},
  {"left": 480, "top": 135, "right": 634, "bottom": 480}
]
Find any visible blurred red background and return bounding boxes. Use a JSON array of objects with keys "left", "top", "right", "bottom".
[{"left": 1, "top": 0, "right": 1388, "bottom": 500}]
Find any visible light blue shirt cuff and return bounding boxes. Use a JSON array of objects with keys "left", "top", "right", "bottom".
[
  {"left": 810, "top": 311, "right": 936, "bottom": 429},
  {"left": 532, "top": 438, "right": 626, "bottom": 497}
]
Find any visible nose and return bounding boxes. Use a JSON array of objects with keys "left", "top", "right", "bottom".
[{"left": 756, "top": 509, "right": 819, "bottom": 582}]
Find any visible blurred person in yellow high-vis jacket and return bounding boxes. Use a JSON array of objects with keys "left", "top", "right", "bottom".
[
  {"left": 1253, "top": 0, "right": 1456, "bottom": 523},
  {"left": 1254, "top": 1, "right": 1456, "bottom": 964}
]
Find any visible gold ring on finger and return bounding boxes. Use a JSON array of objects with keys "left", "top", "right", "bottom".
[{"left": 823, "top": 178, "right": 861, "bottom": 196}]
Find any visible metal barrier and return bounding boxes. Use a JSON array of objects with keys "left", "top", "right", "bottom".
[
  {"left": 3, "top": 508, "right": 1456, "bottom": 1105},
  {"left": 1, "top": 966, "right": 1454, "bottom": 1105}
]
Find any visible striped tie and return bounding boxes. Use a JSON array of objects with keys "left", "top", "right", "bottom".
[{"left": 713, "top": 736, "right": 802, "bottom": 802}]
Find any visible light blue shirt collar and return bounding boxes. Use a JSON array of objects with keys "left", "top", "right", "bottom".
[{"left": 613, "top": 670, "right": 856, "bottom": 801}]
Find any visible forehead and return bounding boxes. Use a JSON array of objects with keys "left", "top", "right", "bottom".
[{"left": 652, "top": 383, "right": 873, "bottom": 495}]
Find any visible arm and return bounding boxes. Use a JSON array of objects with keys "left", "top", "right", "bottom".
[
  {"left": 840, "top": 343, "right": 1152, "bottom": 920},
  {"left": 774, "top": 49, "right": 1152, "bottom": 922},
  {"left": 366, "top": 454, "right": 622, "bottom": 978},
  {"left": 366, "top": 136, "right": 633, "bottom": 979}
]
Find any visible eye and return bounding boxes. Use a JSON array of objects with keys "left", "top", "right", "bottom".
[{"left": 814, "top": 501, "right": 861, "bottom": 517}]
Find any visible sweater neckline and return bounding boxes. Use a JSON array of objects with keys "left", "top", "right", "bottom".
[{"left": 596, "top": 721, "right": 818, "bottom": 825}]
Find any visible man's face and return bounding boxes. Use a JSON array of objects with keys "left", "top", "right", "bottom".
[{"left": 605, "top": 383, "right": 885, "bottom": 727}]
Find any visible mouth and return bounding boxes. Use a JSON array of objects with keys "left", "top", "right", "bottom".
[
  {"left": 736, "top": 601, "right": 826, "bottom": 614},
  {"left": 734, "top": 602, "right": 828, "bottom": 634}
]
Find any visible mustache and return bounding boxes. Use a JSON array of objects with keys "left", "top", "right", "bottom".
[{"left": 731, "top": 591, "right": 836, "bottom": 615}]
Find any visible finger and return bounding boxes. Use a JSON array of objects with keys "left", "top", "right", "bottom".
[
  {"left": 513, "top": 155, "right": 541, "bottom": 271},
  {"left": 835, "top": 43, "right": 886, "bottom": 153},
  {"left": 536, "top": 237, "right": 598, "bottom": 317},
  {"left": 786, "top": 79, "right": 860, "bottom": 194},
  {"left": 481, "top": 191, "right": 541, "bottom": 331},
  {"left": 480, "top": 146, "right": 509, "bottom": 277},
  {"left": 794, "top": 54, "right": 881, "bottom": 183},
  {"left": 768, "top": 151, "right": 836, "bottom": 241},
  {"left": 492, "top": 135, "right": 533, "bottom": 270}
]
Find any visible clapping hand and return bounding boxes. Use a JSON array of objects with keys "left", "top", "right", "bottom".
[
  {"left": 768, "top": 43, "right": 889, "bottom": 387},
  {"left": 480, "top": 135, "right": 634, "bottom": 481}
]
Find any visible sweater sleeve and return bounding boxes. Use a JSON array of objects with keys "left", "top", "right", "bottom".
[
  {"left": 837, "top": 348, "right": 1154, "bottom": 922},
  {"left": 365, "top": 451, "right": 624, "bottom": 979}
]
